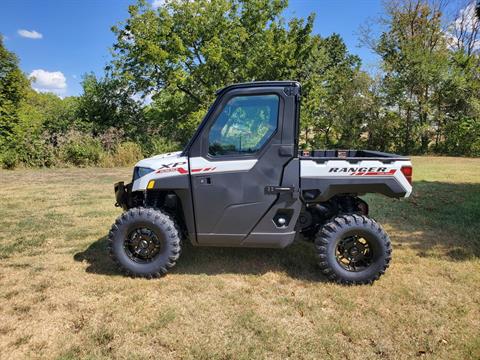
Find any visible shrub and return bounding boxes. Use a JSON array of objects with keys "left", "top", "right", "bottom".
[
  {"left": 1, "top": 149, "right": 18, "bottom": 169},
  {"left": 101, "top": 141, "right": 144, "bottom": 167},
  {"left": 98, "top": 127, "right": 125, "bottom": 151},
  {"left": 16, "top": 136, "right": 56, "bottom": 168},
  {"left": 143, "top": 137, "right": 181, "bottom": 157},
  {"left": 61, "top": 133, "right": 104, "bottom": 166},
  {"left": 1, "top": 132, "right": 56, "bottom": 169}
]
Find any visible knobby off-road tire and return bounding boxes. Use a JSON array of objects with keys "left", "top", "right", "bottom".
[
  {"left": 315, "top": 214, "right": 391, "bottom": 285},
  {"left": 108, "top": 207, "right": 181, "bottom": 278}
]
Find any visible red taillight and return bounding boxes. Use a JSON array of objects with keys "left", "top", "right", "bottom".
[{"left": 401, "top": 166, "right": 413, "bottom": 185}]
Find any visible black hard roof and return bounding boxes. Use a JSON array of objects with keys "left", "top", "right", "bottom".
[{"left": 216, "top": 81, "right": 301, "bottom": 95}]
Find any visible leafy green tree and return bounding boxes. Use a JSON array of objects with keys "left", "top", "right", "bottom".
[
  {"left": 0, "top": 37, "right": 29, "bottom": 148},
  {"left": 300, "top": 34, "right": 365, "bottom": 149},
  {"left": 18, "top": 91, "right": 79, "bottom": 134},
  {"left": 110, "top": 0, "right": 363, "bottom": 147},
  {"left": 434, "top": 50, "right": 480, "bottom": 156},
  {"left": 374, "top": 0, "right": 449, "bottom": 154},
  {"left": 362, "top": 0, "right": 480, "bottom": 156},
  {"left": 77, "top": 73, "right": 143, "bottom": 137}
]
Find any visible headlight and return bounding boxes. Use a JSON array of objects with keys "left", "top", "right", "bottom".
[{"left": 133, "top": 167, "right": 155, "bottom": 181}]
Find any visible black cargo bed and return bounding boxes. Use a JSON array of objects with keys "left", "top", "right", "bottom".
[{"left": 299, "top": 150, "right": 409, "bottom": 163}]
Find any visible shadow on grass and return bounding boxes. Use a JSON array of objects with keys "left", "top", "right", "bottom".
[
  {"left": 74, "top": 180, "right": 480, "bottom": 277},
  {"left": 73, "top": 237, "right": 119, "bottom": 276},
  {"left": 74, "top": 236, "right": 326, "bottom": 281},
  {"left": 366, "top": 181, "right": 480, "bottom": 261}
]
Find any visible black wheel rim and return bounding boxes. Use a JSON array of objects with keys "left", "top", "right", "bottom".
[
  {"left": 124, "top": 227, "right": 162, "bottom": 263},
  {"left": 335, "top": 235, "right": 373, "bottom": 272}
]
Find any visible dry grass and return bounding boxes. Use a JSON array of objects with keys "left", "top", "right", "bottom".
[{"left": 0, "top": 157, "right": 479, "bottom": 359}]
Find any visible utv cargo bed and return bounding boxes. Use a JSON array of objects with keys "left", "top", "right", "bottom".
[
  {"left": 299, "top": 149, "right": 409, "bottom": 162},
  {"left": 299, "top": 150, "right": 412, "bottom": 201}
]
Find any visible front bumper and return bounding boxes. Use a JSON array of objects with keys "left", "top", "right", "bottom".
[{"left": 114, "top": 182, "right": 132, "bottom": 210}]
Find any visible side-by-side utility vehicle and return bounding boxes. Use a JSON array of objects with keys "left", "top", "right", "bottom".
[{"left": 110, "top": 81, "right": 413, "bottom": 284}]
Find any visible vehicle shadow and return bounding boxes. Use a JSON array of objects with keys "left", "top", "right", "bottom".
[
  {"left": 73, "top": 237, "right": 119, "bottom": 276},
  {"left": 73, "top": 236, "right": 327, "bottom": 281},
  {"left": 74, "top": 180, "right": 480, "bottom": 278}
]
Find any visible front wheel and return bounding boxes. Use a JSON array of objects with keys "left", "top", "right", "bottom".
[
  {"left": 108, "top": 208, "right": 181, "bottom": 278},
  {"left": 315, "top": 214, "right": 391, "bottom": 285}
]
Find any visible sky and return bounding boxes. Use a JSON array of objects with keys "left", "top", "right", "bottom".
[{"left": 0, "top": 0, "right": 386, "bottom": 97}]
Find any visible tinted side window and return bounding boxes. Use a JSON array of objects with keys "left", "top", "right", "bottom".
[{"left": 208, "top": 95, "right": 279, "bottom": 156}]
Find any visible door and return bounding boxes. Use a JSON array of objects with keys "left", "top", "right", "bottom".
[{"left": 188, "top": 86, "right": 296, "bottom": 246}]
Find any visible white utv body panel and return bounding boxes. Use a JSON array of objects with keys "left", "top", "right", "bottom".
[
  {"left": 132, "top": 152, "right": 188, "bottom": 191},
  {"left": 135, "top": 151, "right": 183, "bottom": 169},
  {"left": 300, "top": 158, "right": 413, "bottom": 199},
  {"left": 132, "top": 152, "right": 412, "bottom": 199},
  {"left": 132, "top": 153, "right": 258, "bottom": 191}
]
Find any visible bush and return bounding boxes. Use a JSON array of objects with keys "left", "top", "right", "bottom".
[
  {"left": 1, "top": 132, "right": 56, "bottom": 169},
  {"left": 437, "top": 117, "right": 480, "bottom": 157},
  {"left": 98, "top": 127, "right": 125, "bottom": 151},
  {"left": 143, "top": 137, "right": 181, "bottom": 157},
  {"left": 61, "top": 133, "right": 104, "bottom": 166},
  {"left": 16, "top": 136, "right": 56, "bottom": 168},
  {"left": 101, "top": 141, "right": 144, "bottom": 167},
  {"left": 1, "top": 149, "right": 18, "bottom": 169}
]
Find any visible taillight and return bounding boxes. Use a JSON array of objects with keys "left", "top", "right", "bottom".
[{"left": 401, "top": 166, "right": 413, "bottom": 185}]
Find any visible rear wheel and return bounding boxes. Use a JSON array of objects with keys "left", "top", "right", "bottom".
[
  {"left": 108, "top": 207, "right": 181, "bottom": 278},
  {"left": 315, "top": 214, "right": 391, "bottom": 284}
]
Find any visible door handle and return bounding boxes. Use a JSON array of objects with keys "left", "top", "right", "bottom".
[
  {"left": 265, "top": 185, "right": 299, "bottom": 199},
  {"left": 265, "top": 186, "right": 293, "bottom": 194}
]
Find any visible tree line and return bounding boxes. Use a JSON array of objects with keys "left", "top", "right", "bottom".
[{"left": 0, "top": 0, "right": 479, "bottom": 169}]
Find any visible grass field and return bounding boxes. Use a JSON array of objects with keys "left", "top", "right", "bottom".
[{"left": 0, "top": 157, "right": 479, "bottom": 359}]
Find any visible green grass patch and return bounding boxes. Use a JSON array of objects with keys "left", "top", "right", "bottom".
[{"left": 0, "top": 159, "right": 478, "bottom": 359}]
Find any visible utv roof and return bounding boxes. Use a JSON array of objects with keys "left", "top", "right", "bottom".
[{"left": 216, "top": 81, "right": 301, "bottom": 95}]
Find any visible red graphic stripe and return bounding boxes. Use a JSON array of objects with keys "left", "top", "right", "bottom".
[
  {"left": 350, "top": 169, "right": 396, "bottom": 176},
  {"left": 177, "top": 167, "right": 217, "bottom": 174}
]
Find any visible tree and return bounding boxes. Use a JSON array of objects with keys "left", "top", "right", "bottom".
[
  {"left": 300, "top": 34, "right": 365, "bottom": 149},
  {"left": 0, "top": 37, "right": 29, "bottom": 148},
  {"left": 362, "top": 0, "right": 451, "bottom": 154},
  {"left": 359, "top": 0, "right": 480, "bottom": 156},
  {"left": 110, "top": 0, "right": 363, "bottom": 146},
  {"left": 447, "top": 0, "right": 480, "bottom": 56},
  {"left": 77, "top": 73, "right": 143, "bottom": 137},
  {"left": 433, "top": 48, "right": 480, "bottom": 156}
]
